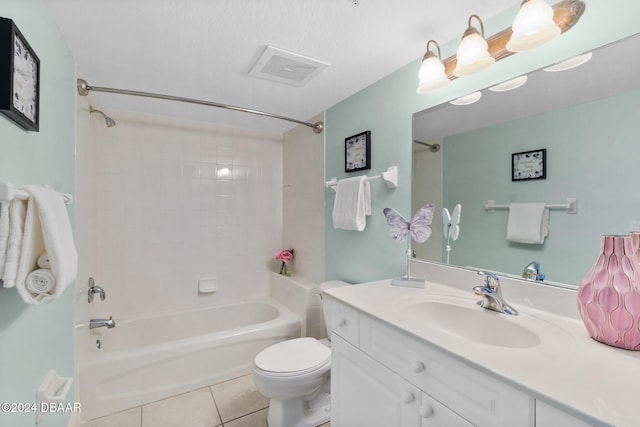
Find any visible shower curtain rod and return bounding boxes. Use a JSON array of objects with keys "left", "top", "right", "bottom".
[
  {"left": 77, "top": 79, "right": 324, "bottom": 134},
  {"left": 413, "top": 139, "right": 440, "bottom": 152}
]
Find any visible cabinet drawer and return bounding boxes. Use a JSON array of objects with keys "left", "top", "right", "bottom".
[
  {"left": 327, "top": 297, "right": 359, "bottom": 346},
  {"left": 421, "top": 393, "right": 474, "bottom": 427},
  {"left": 360, "top": 314, "right": 532, "bottom": 427}
]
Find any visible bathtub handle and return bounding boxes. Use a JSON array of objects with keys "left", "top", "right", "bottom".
[{"left": 88, "top": 277, "right": 106, "bottom": 303}]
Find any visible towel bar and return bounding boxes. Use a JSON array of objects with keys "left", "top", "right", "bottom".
[
  {"left": 326, "top": 166, "right": 398, "bottom": 192},
  {"left": 0, "top": 182, "right": 73, "bottom": 205},
  {"left": 485, "top": 198, "right": 577, "bottom": 214}
]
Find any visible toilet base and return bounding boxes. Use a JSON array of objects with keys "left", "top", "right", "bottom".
[{"left": 266, "top": 381, "right": 330, "bottom": 427}]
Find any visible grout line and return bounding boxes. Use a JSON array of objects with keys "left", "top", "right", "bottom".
[{"left": 208, "top": 385, "right": 224, "bottom": 426}]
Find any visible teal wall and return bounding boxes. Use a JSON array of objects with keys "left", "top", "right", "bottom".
[
  {"left": 0, "top": 1, "right": 76, "bottom": 426},
  {"left": 325, "top": 0, "right": 640, "bottom": 283},
  {"left": 444, "top": 89, "right": 640, "bottom": 285}
]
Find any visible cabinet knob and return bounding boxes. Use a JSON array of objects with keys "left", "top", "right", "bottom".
[
  {"left": 411, "top": 361, "right": 425, "bottom": 373},
  {"left": 337, "top": 318, "right": 347, "bottom": 326},
  {"left": 401, "top": 391, "right": 414, "bottom": 404},
  {"left": 419, "top": 405, "right": 434, "bottom": 418}
]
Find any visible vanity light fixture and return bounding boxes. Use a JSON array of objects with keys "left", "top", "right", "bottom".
[
  {"left": 416, "top": 40, "right": 450, "bottom": 94},
  {"left": 415, "top": 0, "right": 585, "bottom": 94},
  {"left": 543, "top": 51, "right": 592, "bottom": 72},
  {"left": 449, "top": 91, "right": 482, "bottom": 106},
  {"left": 506, "top": 0, "right": 561, "bottom": 52},
  {"left": 488, "top": 75, "right": 528, "bottom": 92},
  {"left": 453, "top": 15, "right": 495, "bottom": 77}
]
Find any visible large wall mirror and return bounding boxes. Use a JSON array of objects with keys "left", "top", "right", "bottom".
[{"left": 412, "top": 33, "right": 640, "bottom": 288}]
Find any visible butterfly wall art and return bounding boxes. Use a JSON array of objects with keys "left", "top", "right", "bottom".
[{"left": 382, "top": 203, "right": 434, "bottom": 288}]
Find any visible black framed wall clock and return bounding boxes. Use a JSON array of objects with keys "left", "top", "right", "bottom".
[
  {"left": 0, "top": 17, "right": 40, "bottom": 132},
  {"left": 345, "top": 130, "right": 371, "bottom": 172},
  {"left": 512, "top": 148, "right": 546, "bottom": 181}
]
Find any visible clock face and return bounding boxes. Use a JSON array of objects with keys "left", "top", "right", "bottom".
[{"left": 12, "top": 34, "right": 38, "bottom": 122}]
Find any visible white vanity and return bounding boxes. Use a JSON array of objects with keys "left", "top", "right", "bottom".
[{"left": 324, "top": 260, "right": 640, "bottom": 427}]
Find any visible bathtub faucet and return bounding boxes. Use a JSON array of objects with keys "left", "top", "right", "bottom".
[{"left": 89, "top": 316, "right": 116, "bottom": 329}]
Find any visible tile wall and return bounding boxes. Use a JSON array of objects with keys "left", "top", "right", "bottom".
[{"left": 77, "top": 108, "right": 283, "bottom": 322}]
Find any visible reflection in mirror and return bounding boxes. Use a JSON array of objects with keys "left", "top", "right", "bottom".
[{"left": 412, "top": 33, "right": 640, "bottom": 287}]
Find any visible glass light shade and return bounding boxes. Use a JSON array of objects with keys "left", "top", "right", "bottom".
[
  {"left": 449, "top": 91, "right": 482, "bottom": 106},
  {"left": 416, "top": 56, "right": 450, "bottom": 93},
  {"left": 488, "top": 75, "right": 528, "bottom": 92},
  {"left": 506, "top": 0, "right": 561, "bottom": 52},
  {"left": 454, "top": 31, "right": 495, "bottom": 77},
  {"left": 544, "top": 52, "right": 593, "bottom": 72}
]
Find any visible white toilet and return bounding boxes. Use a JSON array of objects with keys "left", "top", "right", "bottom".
[{"left": 252, "top": 280, "right": 349, "bottom": 427}]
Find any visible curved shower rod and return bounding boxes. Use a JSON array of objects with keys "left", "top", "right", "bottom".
[{"left": 77, "top": 79, "right": 324, "bottom": 134}]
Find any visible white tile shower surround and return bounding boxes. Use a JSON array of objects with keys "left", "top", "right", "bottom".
[
  {"left": 80, "top": 109, "right": 285, "bottom": 322},
  {"left": 83, "top": 374, "right": 331, "bottom": 427}
]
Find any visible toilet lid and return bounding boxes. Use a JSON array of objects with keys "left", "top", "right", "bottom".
[{"left": 254, "top": 337, "right": 330, "bottom": 375}]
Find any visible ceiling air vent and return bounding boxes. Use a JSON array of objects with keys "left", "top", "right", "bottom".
[{"left": 249, "top": 46, "right": 329, "bottom": 86}]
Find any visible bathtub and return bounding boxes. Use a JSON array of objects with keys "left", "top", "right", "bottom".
[{"left": 78, "top": 298, "right": 301, "bottom": 421}]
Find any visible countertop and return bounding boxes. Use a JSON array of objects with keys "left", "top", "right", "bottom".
[{"left": 325, "top": 264, "right": 640, "bottom": 427}]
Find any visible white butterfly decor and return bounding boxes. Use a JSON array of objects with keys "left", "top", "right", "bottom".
[
  {"left": 442, "top": 204, "right": 462, "bottom": 241},
  {"left": 442, "top": 204, "right": 462, "bottom": 265},
  {"left": 382, "top": 204, "right": 435, "bottom": 243}
]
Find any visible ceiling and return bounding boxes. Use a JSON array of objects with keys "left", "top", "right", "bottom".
[{"left": 43, "top": 0, "right": 520, "bottom": 134}]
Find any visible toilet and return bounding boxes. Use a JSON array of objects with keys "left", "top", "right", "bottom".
[{"left": 252, "top": 280, "right": 349, "bottom": 427}]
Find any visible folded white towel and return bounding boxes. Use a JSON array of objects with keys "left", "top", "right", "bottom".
[
  {"left": 0, "top": 202, "right": 10, "bottom": 279},
  {"left": 16, "top": 186, "right": 77, "bottom": 304},
  {"left": 2, "top": 199, "right": 27, "bottom": 288},
  {"left": 25, "top": 268, "right": 56, "bottom": 294},
  {"left": 506, "top": 203, "right": 549, "bottom": 244},
  {"left": 332, "top": 176, "right": 371, "bottom": 231}
]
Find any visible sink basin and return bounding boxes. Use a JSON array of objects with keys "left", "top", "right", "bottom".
[{"left": 398, "top": 296, "right": 541, "bottom": 348}]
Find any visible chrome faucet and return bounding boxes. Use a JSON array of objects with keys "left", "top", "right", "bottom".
[
  {"left": 522, "top": 261, "right": 545, "bottom": 281},
  {"left": 87, "top": 277, "right": 106, "bottom": 303},
  {"left": 473, "top": 271, "right": 518, "bottom": 315},
  {"left": 89, "top": 316, "right": 116, "bottom": 329}
]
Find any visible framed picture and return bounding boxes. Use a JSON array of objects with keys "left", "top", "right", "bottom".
[
  {"left": 512, "top": 149, "right": 546, "bottom": 181},
  {"left": 345, "top": 130, "right": 371, "bottom": 172},
  {"left": 0, "top": 17, "right": 40, "bottom": 131}
]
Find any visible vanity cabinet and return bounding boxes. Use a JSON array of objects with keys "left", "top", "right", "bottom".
[{"left": 329, "top": 297, "right": 594, "bottom": 427}]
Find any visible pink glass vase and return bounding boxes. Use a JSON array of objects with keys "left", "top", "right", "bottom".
[{"left": 577, "top": 235, "right": 640, "bottom": 350}]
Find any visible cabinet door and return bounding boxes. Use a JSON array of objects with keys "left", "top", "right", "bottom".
[{"left": 331, "top": 334, "right": 421, "bottom": 427}]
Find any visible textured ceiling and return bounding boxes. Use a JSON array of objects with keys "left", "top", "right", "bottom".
[{"left": 43, "top": 0, "right": 519, "bottom": 133}]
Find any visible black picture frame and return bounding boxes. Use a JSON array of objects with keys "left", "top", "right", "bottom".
[
  {"left": 0, "top": 17, "right": 40, "bottom": 132},
  {"left": 345, "top": 130, "right": 371, "bottom": 173},
  {"left": 512, "top": 148, "right": 546, "bottom": 181}
]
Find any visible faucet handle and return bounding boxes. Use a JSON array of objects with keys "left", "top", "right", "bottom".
[
  {"left": 477, "top": 271, "right": 500, "bottom": 288},
  {"left": 88, "top": 277, "right": 106, "bottom": 303}
]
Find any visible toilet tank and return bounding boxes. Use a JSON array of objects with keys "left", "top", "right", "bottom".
[{"left": 319, "top": 280, "right": 350, "bottom": 339}]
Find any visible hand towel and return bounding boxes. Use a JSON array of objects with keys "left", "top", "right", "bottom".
[
  {"left": 506, "top": 202, "right": 549, "bottom": 244},
  {"left": 16, "top": 186, "right": 77, "bottom": 304},
  {"left": 37, "top": 252, "right": 51, "bottom": 269},
  {"left": 2, "top": 199, "right": 27, "bottom": 288},
  {"left": 25, "top": 268, "right": 56, "bottom": 294},
  {"left": 332, "top": 176, "right": 371, "bottom": 231},
  {"left": 0, "top": 202, "right": 10, "bottom": 279}
]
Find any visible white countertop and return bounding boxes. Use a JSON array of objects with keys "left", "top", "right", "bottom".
[{"left": 325, "top": 263, "right": 640, "bottom": 426}]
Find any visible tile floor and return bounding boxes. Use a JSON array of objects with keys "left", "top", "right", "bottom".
[{"left": 84, "top": 374, "right": 331, "bottom": 427}]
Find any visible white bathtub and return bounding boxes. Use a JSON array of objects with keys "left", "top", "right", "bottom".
[{"left": 78, "top": 298, "right": 301, "bottom": 421}]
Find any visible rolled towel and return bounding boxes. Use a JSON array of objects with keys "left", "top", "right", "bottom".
[
  {"left": 37, "top": 252, "right": 51, "bottom": 269},
  {"left": 25, "top": 268, "right": 56, "bottom": 294}
]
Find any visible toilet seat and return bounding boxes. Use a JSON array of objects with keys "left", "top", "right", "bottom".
[{"left": 254, "top": 337, "right": 331, "bottom": 377}]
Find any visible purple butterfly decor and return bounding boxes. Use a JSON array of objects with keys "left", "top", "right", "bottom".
[{"left": 382, "top": 204, "right": 434, "bottom": 243}]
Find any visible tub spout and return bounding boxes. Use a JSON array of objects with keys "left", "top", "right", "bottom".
[{"left": 90, "top": 316, "right": 116, "bottom": 329}]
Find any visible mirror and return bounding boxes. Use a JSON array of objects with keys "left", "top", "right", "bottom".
[{"left": 412, "top": 33, "right": 640, "bottom": 287}]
